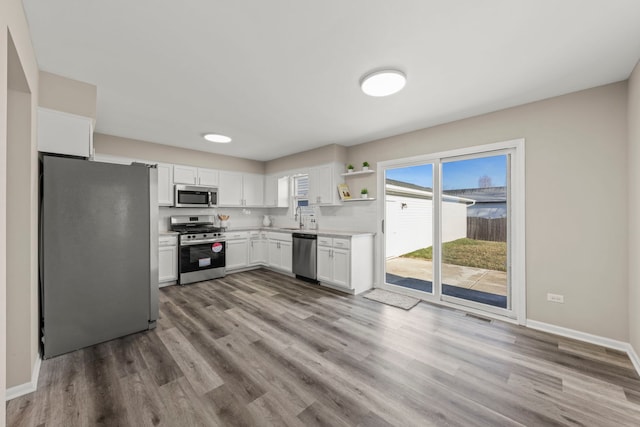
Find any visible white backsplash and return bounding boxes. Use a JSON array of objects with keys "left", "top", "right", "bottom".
[
  {"left": 159, "top": 206, "right": 270, "bottom": 231},
  {"left": 269, "top": 203, "right": 378, "bottom": 233},
  {"left": 159, "top": 203, "right": 378, "bottom": 233}
]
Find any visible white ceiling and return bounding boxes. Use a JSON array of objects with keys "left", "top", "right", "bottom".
[{"left": 22, "top": 1, "right": 640, "bottom": 161}]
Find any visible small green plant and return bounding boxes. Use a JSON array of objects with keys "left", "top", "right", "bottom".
[
  {"left": 347, "top": 164, "right": 354, "bottom": 170},
  {"left": 362, "top": 161, "right": 370, "bottom": 168},
  {"left": 360, "top": 188, "right": 368, "bottom": 195}
]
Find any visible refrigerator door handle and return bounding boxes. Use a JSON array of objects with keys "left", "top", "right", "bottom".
[{"left": 148, "top": 166, "right": 159, "bottom": 327}]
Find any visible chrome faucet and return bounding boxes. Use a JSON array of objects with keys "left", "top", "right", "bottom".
[{"left": 295, "top": 206, "right": 303, "bottom": 229}]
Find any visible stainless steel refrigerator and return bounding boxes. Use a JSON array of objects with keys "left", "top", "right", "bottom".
[{"left": 40, "top": 155, "right": 158, "bottom": 358}]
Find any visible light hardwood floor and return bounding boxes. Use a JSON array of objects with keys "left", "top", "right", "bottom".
[{"left": 7, "top": 269, "right": 640, "bottom": 426}]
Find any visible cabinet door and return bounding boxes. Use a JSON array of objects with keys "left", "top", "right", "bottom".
[
  {"left": 264, "top": 175, "right": 277, "bottom": 207},
  {"left": 226, "top": 239, "right": 249, "bottom": 270},
  {"left": 173, "top": 165, "right": 198, "bottom": 185},
  {"left": 332, "top": 248, "right": 350, "bottom": 288},
  {"left": 198, "top": 168, "right": 219, "bottom": 186},
  {"left": 243, "top": 173, "right": 264, "bottom": 206},
  {"left": 38, "top": 108, "right": 92, "bottom": 157},
  {"left": 265, "top": 175, "right": 290, "bottom": 207},
  {"left": 309, "top": 165, "right": 335, "bottom": 205},
  {"left": 279, "top": 240, "right": 293, "bottom": 273},
  {"left": 249, "top": 239, "right": 267, "bottom": 265},
  {"left": 317, "top": 246, "right": 333, "bottom": 283},
  {"left": 219, "top": 171, "right": 244, "bottom": 206},
  {"left": 157, "top": 163, "right": 174, "bottom": 206},
  {"left": 277, "top": 176, "right": 290, "bottom": 207},
  {"left": 159, "top": 245, "right": 178, "bottom": 283},
  {"left": 268, "top": 240, "right": 281, "bottom": 268}
]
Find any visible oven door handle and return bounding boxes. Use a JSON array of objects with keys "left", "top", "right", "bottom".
[{"left": 180, "top": 239, "right": 226, "bottom": 246}]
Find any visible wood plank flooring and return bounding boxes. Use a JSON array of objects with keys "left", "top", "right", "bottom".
[{"left": 7, "top": 268, "right": 640, "bottom": 426}]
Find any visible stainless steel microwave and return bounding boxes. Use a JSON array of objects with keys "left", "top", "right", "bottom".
[{"left": 174, "top": 185, "right": 218, "bottom": 208}]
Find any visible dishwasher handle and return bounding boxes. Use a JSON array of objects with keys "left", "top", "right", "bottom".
[{"left": 292, "top": 233, "right": 317, "bottom": 239}]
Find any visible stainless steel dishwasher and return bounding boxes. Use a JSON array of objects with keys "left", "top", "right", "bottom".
[{"left": 292, "top": 233, "right": 317, "bottom": 283}]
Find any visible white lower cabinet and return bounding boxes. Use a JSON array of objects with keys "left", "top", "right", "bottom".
[
  {"left": 267, "top": 232, "right": 292, "bottom": 273},
  {"left": 249, "top": 232, "right": 267, "bottom": 265},
  {"left": 225, "top": 232, "right": 249, "bottom": 271},
  {"left": 317, "top": 235, "right": 373, "bottom": 294},
  {"left": 159, "top": 235, "right": 178, "bottom": 285}
]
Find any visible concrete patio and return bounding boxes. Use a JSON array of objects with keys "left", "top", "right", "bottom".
[{"left": 385, "top": 257, "right": 508, "bottom": 296}]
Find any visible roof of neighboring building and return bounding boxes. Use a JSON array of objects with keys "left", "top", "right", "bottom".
[
  {"left": 385, "top": 179, "right": 474, "bottom": 204},
  {"left": 444, "top": 187, "right": 506, "bottom": 203}
]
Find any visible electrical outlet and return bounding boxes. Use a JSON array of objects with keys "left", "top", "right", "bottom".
[{"left": 547, "top": 293, "right": 564, "bottom": 303}]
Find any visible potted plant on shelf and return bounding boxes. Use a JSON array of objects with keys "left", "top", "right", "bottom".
[
  {"left": 347, "top": 164, "right": 354, "bottom": 173},
  {"left": 360, "top": 188, "right": 369, "bottom": 199},
  {"left": 362, "top": 161, "right": 370, "bottom": 171}
]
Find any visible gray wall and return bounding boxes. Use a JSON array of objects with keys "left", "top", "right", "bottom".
[
  {"left": 94, "top": 133, "right": 265, "bottom": 174},
  {"left": 348, "top": 82, "right": 629, "bottom": 341},
  {"left": 1, "top": 0, "right": 41, "bottom": 411},
  {"left": 629, "top": 60, "right": 640, "bottom": 356},
  {"left": 39, "top": 71, "right": 97, "bottom": 120},
  {"left": 265, "top": 143, "right": 347, "bottom": 174}
]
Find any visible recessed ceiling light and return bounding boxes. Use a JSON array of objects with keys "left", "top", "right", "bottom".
[
  {"left": 203, "top": 133, "right": 232, "bottom": 143},
  {"left": 360, "top": 69, "right": 407, "bottom": 97}
]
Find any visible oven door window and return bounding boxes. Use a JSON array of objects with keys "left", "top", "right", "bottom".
[
  {"left": 177, "top": 191, "right": 209, "bottom": 206},
  {"left": 180, "top": 242, "right": 225, "bottom": 273}
]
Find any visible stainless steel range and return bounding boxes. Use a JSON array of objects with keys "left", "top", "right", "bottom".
[{"left": 170, "top": 215, "right": 225, "bottom": 285}]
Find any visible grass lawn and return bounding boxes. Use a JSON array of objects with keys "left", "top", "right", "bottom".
[{"left": 402, "top": 238, "right": 507, "bottom": 271}]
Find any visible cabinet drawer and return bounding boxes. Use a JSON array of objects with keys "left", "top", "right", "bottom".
[
  {"left": 225, "top": 231, "right": 249, "bottom": 240},
  {"left": 267, "top": 232, "right": 292, "bottom": 242},
  {"left": 159, "top": 235, "right": 178, "bottom": 246},
  {"left": 332, "top": 238, "right": 350, "bottom": 249},
  {"left": 317, "top": 237, "right": 333, "bottom": 247}
]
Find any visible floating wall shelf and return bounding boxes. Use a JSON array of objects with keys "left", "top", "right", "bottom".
[
  {"left": 341, "top": 170, "right": 375, "bottom": 176},
  {"left": 342, "top": 197, "right": 376, "bottom": 202}
]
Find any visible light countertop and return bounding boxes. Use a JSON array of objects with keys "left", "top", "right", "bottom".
[{"left": 222, "top": 226, "right": 375, "bottom": 238}]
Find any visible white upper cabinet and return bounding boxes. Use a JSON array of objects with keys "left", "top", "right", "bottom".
[
  {"left": 37, "top": 107, "right": 93, "bottom": 158},
  {"left": 156, "top": 163, "right": 174, "bottom": 206},
  {"left": 218, "top": 171, "right": 264, "bottom": 207},
  {"left": 173, "top": 165, "right": 198, "bottom": 185},
  {"left": 308, "top": 163, "right": 343, "bottom": 205},
  {"left": 218, "top": 171, "right": 244, "bottom": 206},
  {"left": 243, "top": 173, "right": 264, "bottom": 206},
  {"left": 264, "top": 175, "right": 289, "bottom": 207},
  {"left": 173, "top": 165, "right": 219, "bottom": 187},
  {"left": 197, "top": 168, "right": 219, "bottom": 186}
]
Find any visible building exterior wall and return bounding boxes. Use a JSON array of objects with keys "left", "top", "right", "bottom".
[{"left": 385, "top": 195, "right": 467, "bottom": 258}]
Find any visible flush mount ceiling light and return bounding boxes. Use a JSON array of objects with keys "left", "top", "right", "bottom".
[
  {"left": 203, "top": 133, "right": 232, "bottom": 143},
  {"left": 360, "top": 69, "right": 407, "bottom": 97}
]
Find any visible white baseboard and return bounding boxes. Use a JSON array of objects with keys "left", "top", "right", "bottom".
[
  {"left": 625, "top": 343, "right": 640, "bottom": 376},
  {"left": 527, "top": 319, "right": 640, "bottom": 376},
  {"left": 6, "top": 355, "right": 41, "bottom": 401}
]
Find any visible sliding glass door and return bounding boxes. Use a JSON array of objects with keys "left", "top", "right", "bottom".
[
  {"left": 384, "top": 163, "right": 435, "bottom": 294},
  {"left": 381, "top": 140, "right": 523, "bottom": 321},
  {"left": 440, "top": 153, "right": 510, "bottom": 311}
]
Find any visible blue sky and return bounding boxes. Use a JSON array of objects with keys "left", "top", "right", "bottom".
[{"left": 386, "top": 155, "right": 506, "bottom": 190}]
